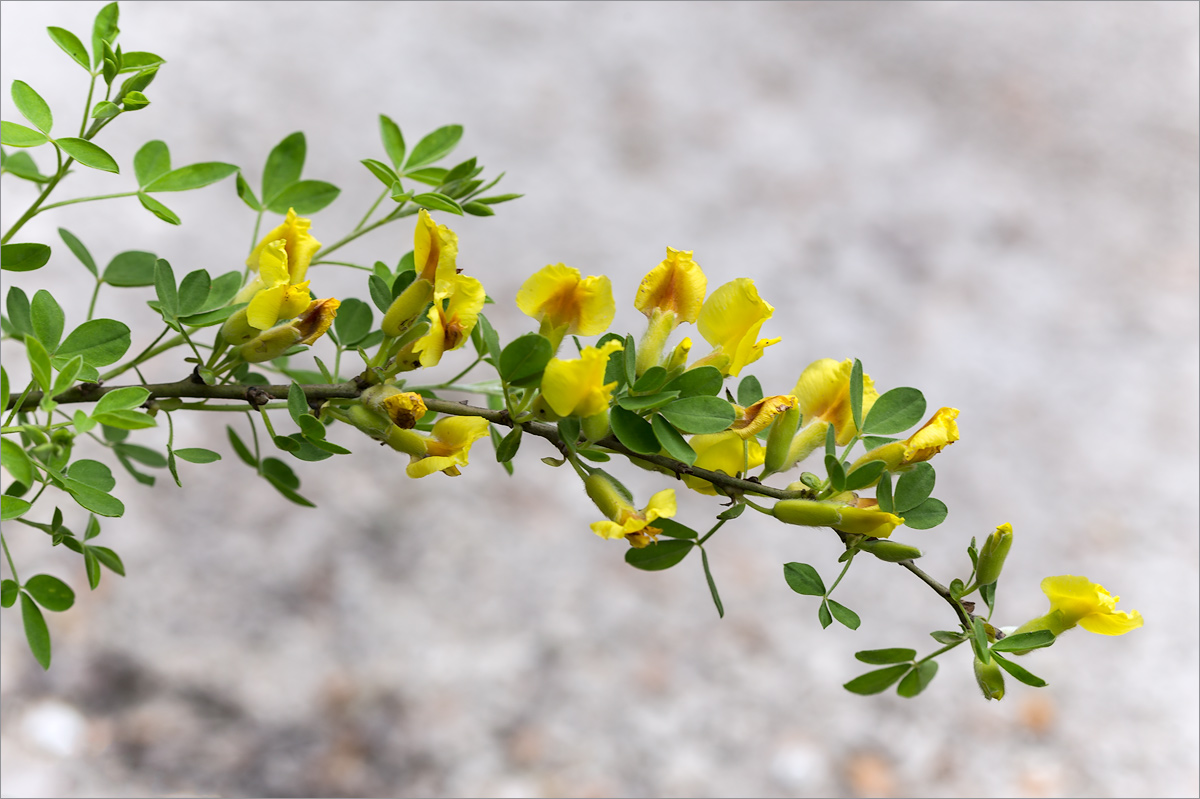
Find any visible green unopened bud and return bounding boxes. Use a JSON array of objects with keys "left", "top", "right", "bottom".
[
  {"left": 784, "top": 420, "right": 830, "bottom": 470},
  {"left": 975, "top": 523, "right": 1013, "bottom": 587},
  {"left": 382, "top": 278, "right": 434, "bottom": 337},
  {"left": 973, "top": 656, "right": 1006, "bottom": 701},
  {"left": 772, "top": 498, "right": 842, "bottom": 528},
  {"left": 665, "top": 337, "right": 692, "bottom": 372},
  {"left": 857, "top": 537, "right": 923, "bottom": 562},
  {"left": 584, "top": 471, "right": 635, "bottom": 521},
  {"left": 833, "top": 506, "right": 905, "bottom": 537},
  {"left": 763, "top": 406, "right": 801, "bottom": 476},
  {"left": 635, "top": 309, "right": 677, "bottom": 376},
  {"left": 240, "top": 325, "right": 302, "bottom": 363},
  {"left": 219, "top": 307, "right": 259, "bottom": 345}
]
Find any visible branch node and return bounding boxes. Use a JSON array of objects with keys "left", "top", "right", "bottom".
[
  {"left": 245, "top": 386, "right": 274, "bottom": 408},
  {"left": 188, "top": 366, "right": 207, "bottom": 385}
]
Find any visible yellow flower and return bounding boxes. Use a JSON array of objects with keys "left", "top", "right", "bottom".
[
  {"left": 362, "top": 385, "right": 427, "bottom": 429},
  {"left": 540, "top": 339, "right": 623, "bottom": 418},
  {"left": 635, "top": 247, "right": 707, "bottom": 323},
  {"left": 684, "top": 431, "right": 766, "bottom": 494},
  {"left": 413, "top": 208, "right": 460, "bottom": 300},
  {"left": 412, "top": 274, "right": 487, "bottom": 368},
  {"left": 245, "top": 207, "right": 321, "bottom": 281},
  {"left": 585, "top": 472, "right": 676, "bottom": 548},
  {"left": 516, "top": 263, "right": 615, "bottom": 347},
  {"left": 237, "top": 239, "right": 314, "bottom": 331},
  {"left": 848, "top": 407, "right": 961, "bottom": 475},
  {"left": 694, "top": 278, "right": 779, "bottom": 377},
  {"left": 1013, "top": 576, "right": 1143, "bottom": 637},
  {"left": 793, "top": 358, "right": 879, "bottom": 446},
  {"left": 391, "top": 416, "right": 491, "bottom": 478},
  {"left": 730, "top": 395, "right": 798, "bottom": 439},
  {"left": 238, "top": 298, "right": 339, "bottom": 362}
]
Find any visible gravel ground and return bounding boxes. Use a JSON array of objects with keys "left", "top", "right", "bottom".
[{"left": 2, "top": 2, "right": 1197, "bottom": 797}]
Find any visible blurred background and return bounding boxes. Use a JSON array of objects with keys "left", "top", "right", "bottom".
[{"left": 2, "top": 1, "right": 1197, "bottom": 796}]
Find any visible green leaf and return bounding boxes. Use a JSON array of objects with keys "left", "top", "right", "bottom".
[
  {"left": 412, "top": 192, "right": 463, "bottom": 215},
  {"left": 557, "top": 416, "right": 580, "bottom": 449},
  {"left": 6, "top": 287, "right": 32, "bottom": 336},
  {"left": 24, "top": 574, "right": 74, "bottom": 612},
  {"left": 477, "top": 192, "right": 523, "bottom": 205},
  {"left": 990, "top": 652, "right": 1048, "bottom": 687},
  {"left": 267, "top": 180, "right": 340, "bottom": 215},
  {"left": 896, "top": 660, "right": 938, "bottom": 698},
  {"left": 617, "top": 391, "right": 679, "bottom": 412},
  {"left": 654, "top": 518, "right": 698, "bottom": 539},
  {"left": 893, "top": 462, "right": 935, "bottom": 512},
  {"left": 333, "top": 298, "right": 372, "bottom": 346},
  {"left": 828, "top": 599, "right": 861, "bottom": 630},
  {"left": 20, "top": 593, "right": 51, "bottom": 669},
  {"left": 898, "top": 497, "right": 947, "bottom": 530},
  {"left": 824, "top": 421, "right": 837, "bottom": 458},
  {"left": 114, "top": 443, "right": 167, "bottom": 468},
  {"left": 67, "top": 459, "right": 116, "bottom": 491},
  {"left": 137, "top": 192, "right": 180, "bottom": 224},
  {"left": 1, "top": 149, "right": 49, "bottom": 182},
  {"left": 623, "top": 335, "right": 637, "bottom": 388},
  {"left": 93, "top": 386, "right": 149, "bottom": 414},
  {"left": 55, "top": 137, "right": 119, "bottom": 173},
  {"left": 701, "top": 548, "right": 725, "bottom": 618},
  {"left": 102, "top": 250, "right": 157, "bottom": 286},
  {"left": 227, "top": 426, "right": 258, "bottom": 467},
  {"left": 844, "top": 460, "right": 886, "bottom": 491},
  {"left": 154, "top": 259, "right": 179, "bottom": 317},
  {"left": 25, "top": 335, "right": 52, "bottom": 394},
  {"left": 2, "top": 242, "right": 51, "bottom": 272},
  {"left": 405, "top": 166, "right": 447, "bottom": 186},
  {"left": 818, "top": 601, "right": 833, "bottom": 629},
  {"left": 736, "top": 375, "right": 763, "bottom": 407},
  {"left": 862, "top": 435, "right": 900, "bottom": 450},
  {"left": 118, "top": 51, "right": 165, "bottom": 73},
  {"left": 113, "top": 66, "right": 159, "bottom": 106},
  {"left": 30, "top": 290, "right": 64, "bottom": 351},
  {"left": 91, "top": 2, "right": 119, "bottom": 67},
  {"left": 825, "top": 453, "right": 846, "bottom": 492},
  {"left": 624, "top": 539, "right": 693, "bottom": 571},
  {"left": 783, "top": 562, "right": 825, "bottom": 596},
  {"left": 495, "top": 426, "right": 522, "bottom": 463},
  {"left": 120, "top": 91, "right": 149, "bottom": 111},
  {"left": 1, "top": 579, "right": 18, "bottom": 608},
  {"left": 0, "top": 366, "right": 7, "bottom": 414},
  {"left": 609, "top": 406, "right": 660, "bottom": 455},
  {"left": 1, "top": 121, "right": 48, "bottom": 148},
  {"left": 55, "top": 316, "right": 129, "bottom": 367},
  {"left": 650, "top": 414, "right": 696, "bottom": 465},
  {"left": 1, "top": 437, "right": 36, "bottom": 488},
  {"left": 406, "top": 124, "right": 463, "bottom": 170},
  {"left": 51, "top": 355, "right": 83, "bottom": 398},
  {"left": 261, "top": 457, "right": 315, "bottom": 507},
  {"left": 12, "top": 81, "right": 53, "bottom": 134},
  {"left": 262, "top": 131, "right": 305, "bottom": 202},
  {"left": 717, "top": 503, "right": 745, "bottom": 520},
  {"left": 84, "top": 549, "right": 101, "bottom": 589},
  {"left": 367, "top": 274, "right": 392, "bottom": 312},
  {"left": 379, "top": 114, "right": 406, "bottom": 169},
  {"left": 57, "top": 228, "right": 97, "bottom": 276},
  {"left": 855, "top": 648, "right": 917, "bottom": 665},
  {"left": 286, "top": 382, "right": 308, "bottom": 426},
  {"left": 143, "top": 161, "right": 238, "bottom": 192},
  {"left": 361, "top": 158, "right": 399, "bottom": 189},
  {"left": 463, "top": 201, "right": 494, "bottom": 217},
  {"left": 176, "top": 269, "right": 211, "bottom": 316},
  {"left": 1, "top": 496, "right": 33, "bottom": 520},
  {"left": 850, "top": 358, "right": 864, "bottom": 433},
  {"left": 499, "top": 334, "right": 553, "bottom": 384},
  {"left": 91, "top": 409, "right": 155, "bottom": 430},
  {"left": 659, "top": 396, "right": 735, "bottom": 434},
  {"left": 631, "top": 366, "right": 668, "bottom": 394},
  {"left": 876, "top": 470, "right": 894, "bottom": 513},
  {"left": 47, "top": 26, "right": 90, "bottom": 70},
  {"left": 235, "top": 172, "right": 261, "bottom": 210},
  {"left": 971, "top": 617, "right": 991, "bottom": 663},
  {"left": 132, "top": 140, "right": 171, "bottom": 186},
  {"left": 475, "top": 313, "right": 502, "bottom": 364},
  {"left": 862, "top": 387, "right": 926, "bottom": 435},
  {"left": 843, "top": 665, "right": 910, "bottom": 695},
  {"left": 991, "top": 630, "right": 1056, "bottom": 654},
  {"left": 173, "top": 447, "right": 221, "bottom": 464},
  {"left": 91, "top": 545, "right": 124, "bottom": 576},
  {"left": 930, "top": 630, "right": 964, "bottom": 644},
  {"left": 981, "top": 580, "right": 997, "bottom": 614}
]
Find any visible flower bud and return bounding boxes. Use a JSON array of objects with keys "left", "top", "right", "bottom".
[
  {"left": 833, "top": 506, "right": 905, "bottom": 538},
  {"left": 382, "top": 278, "right": 434, "bottom": 337},
  {"left": 731, "top": 395, "right": 797, "bottom": 440},
  {"left": 856, "top": 537, "right": 923, "bottom": 562},
  {"left": 635, "top": 309, "right": 678, "bottom": 376},
  {"left": 219, "top": 307, "right": 259, "bottom": 345},
  {"left": 584, "top": 471, "right": 635, "bottom": 522},
  {"left": 763, "top": 406, "right": 801, "bottom": 476},
  {"left": 665, "top": 337, "right": 691, "bottom": 373},
  {"left": 973, "top": 656, "right": 1006, "bottom": 701},
  {"left": 772, "top": 498, "right": 842, "bottom": 528},
  {"left": 581, "top": 408, "right": 610, "bottom": 443},
  {"left": 784, "top": 420, "right": 831, "bottom": 470},
  {"left": 975, "top": 523, "right": 1013, "bottom": 587},
  {"left": 362, "top": 385, "right": 427, "bottom": 429}
]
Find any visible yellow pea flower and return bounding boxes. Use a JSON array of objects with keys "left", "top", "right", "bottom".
[
  {"left": 730, "top": 395, "right": 798, "bottom": 439},
  {"left": 793, "top": 358, "right": 879, "bottom": 446},
  {"left": 684, "top": 431, "right": 766, "bottom": 495},
  {"left": 540, "top": 339, "right": 623, "bottom": 418},
  {"left": 413, "top": 208, "right": 460, "bottom": 300},
  {"left": 634, "top": 248, "right": 707, "bottom": 374},
  {"left": 361, "top": 385, "right": 427, "bottom": 429},
  {"left": 388, "top": 415, "right": 491, "bottom": 478},
  {"left": 848, "top": 407, "right": 961, "bottom": 475},
  {"left": 238, "top": 298, "right": 339, "bottom": 362},
  {"left": 585, "top": 472, "right": 676, "bottom": 548},
  {"left": 233, "top": 239, "right": 315, "bottom": 331},
  {"left": 693, "top": 278, "right": 780, "bottom": 377},
  {"left": 412, "top": 274, "right": 487, "bottom": 368},
  {"left": 516, "top": 263, "right": 615, "bottom": 350},
  {"left": 1012, "top": 576, "right": 1143, "bottom": 638},
  {"left": 245, "top": 207, "right": 321, "bottom": 282}
]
